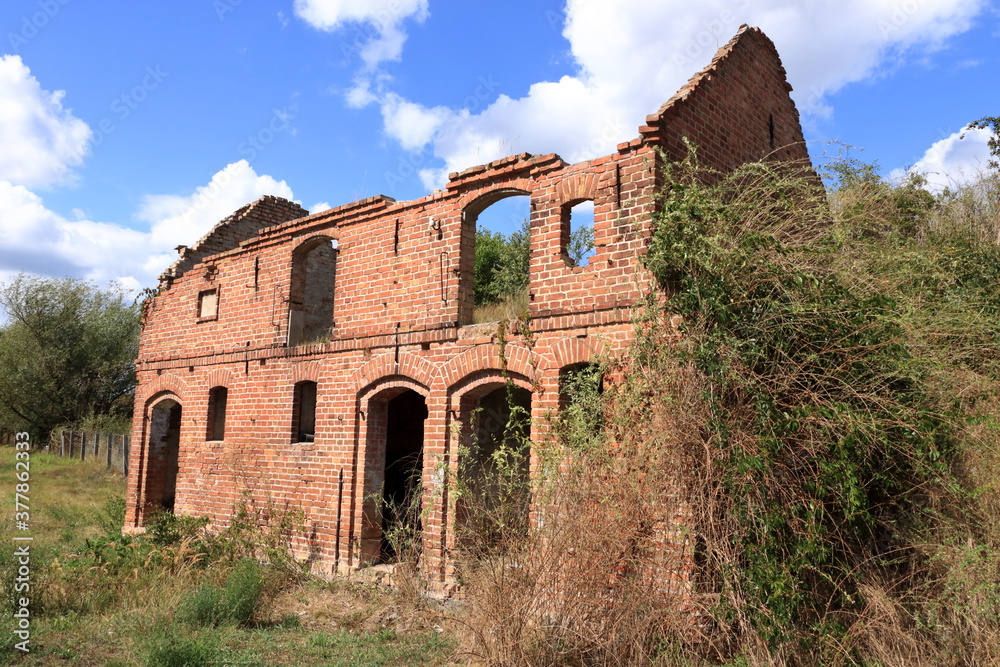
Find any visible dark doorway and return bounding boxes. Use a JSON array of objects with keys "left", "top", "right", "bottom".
[
  {"left": 380, "top": 390, "right": 427, "bottom": 561},
  {"left": 148, "top": 399, "right": 182, "bottom": 512}
]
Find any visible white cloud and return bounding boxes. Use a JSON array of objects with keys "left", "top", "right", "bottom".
[
  {"left": 138, "top": 160, "right": 295, "bottom": 252},
  {"left": 358, "top": 0, "right": 983, "bottom": 189},
  {"left": 0, "top": 161, "right": 297, "bottom": 290},
  {"left": 293, "top": 0, "right": 429, "bottom": 69},
  {"left": 310, "top": 201, "right": 332, "bottom": 213},
  {"left": 379, "top": 93, "right": 452, "bottom": 151},
  {"left": 0, "top": 55, "right": 91, "bottom": 188},
  {"left": 891, "top": 125, "right": 993, "bottom": 191}
]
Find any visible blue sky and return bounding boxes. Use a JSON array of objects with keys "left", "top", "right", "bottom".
[{"left": 0, "top": 0, "right": 997, "bottom": 290}]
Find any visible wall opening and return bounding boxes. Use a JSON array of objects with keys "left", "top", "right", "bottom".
[
  {"left": 558, "top": 362, "right": 603, "bottom": 408},
  {"left": 381, "top": 390, "right": 426, "bottom": 562},
  {"left": 288, "top": 236, "right": 337, "bottom": 345},
  {"left": 206, "top": 386, "right": 228, "bottom": 441},
  {"left": 360, "top": 387, "right": 428, "bottom": 565},
  {"left": 557, "top": 363, "right": 604, "bottom": 451},
  {"left": 562, "top": 200, "right": 596, "bottom": 267},
  {"left": 197, "top": 288, "right": 219, "bottom": 320},
  {"left": 457, "top": 384, "right": 532, "bottom": 552},
  {"left": 292, "top": 381, "right": 317, "bottom": 443},
  {"left": 461, "top": 191, "right": 531, "bottom": 325},
  {"left": 144, "top": 398, "right": 182, "bottom": 514}
]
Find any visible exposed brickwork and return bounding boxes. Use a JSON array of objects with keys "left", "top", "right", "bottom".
[{"left": 126, "top": 26, "right": 813, "bottom": 593}]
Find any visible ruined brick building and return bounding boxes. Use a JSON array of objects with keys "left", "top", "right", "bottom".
[{"left": 125, "top": 26, "right": 812, "bottom": 591}]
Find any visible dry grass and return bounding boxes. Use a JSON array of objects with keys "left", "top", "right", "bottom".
[
  {"left": 456, "top": 159, "right": 1000, "bottom": 666},
  {"left": 473, "top": 288, "right": 530, "bottom": 324},
  {"left": 451, "top": 351, "right": 713, "bottom": 666}
]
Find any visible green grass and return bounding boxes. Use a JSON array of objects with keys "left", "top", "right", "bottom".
[
  {"left": 0, "top": 448, "right": 126, "bottom": 557},
  {"left": 0, "top": 446, "right": 458, "bottom": 666}
]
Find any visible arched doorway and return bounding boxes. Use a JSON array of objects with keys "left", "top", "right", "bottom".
[
  {"left": 456, "top": 383, "right": 532, "bottom": 552},
  {"left": 144, "top": 397, "right": 182, "bottom": 513},
  {"left": 360, "top": 387, "right": 428, "bottom": 564}
]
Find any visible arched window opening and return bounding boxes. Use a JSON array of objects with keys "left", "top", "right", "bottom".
[
  {"left": 206, "top": 386, "right": 228, "bottom": 441},
  {"left": 462, "top": 192, "right": 531, "bottom": 325},
  {"left": 457, "top": 384, "right": 532, "bottom": 553},
  {"left": 292, "top": 381, "right": 317, "bottom": 443},
  {"left": 145, "top": 398, "right": 182, "bottom": 513},
  {"left": 288, "top": 237, "right": 337, "bottom": 345},
  {"left": 563, "top": 200, "right": 595, "bottom": 267}
]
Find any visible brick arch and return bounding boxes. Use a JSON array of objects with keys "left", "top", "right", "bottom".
[
  {"left": 456, "top": 177, "right": 538, "bottom": 215},
  {"left": 137, "top": 373, "right": 187, "bottom": 406},
  {"left": 206, "top": 368, "right": 234, "bottom": 388},
  {"left": 358, "top": 375, "right": 429, "bottom": 403},
  {"left": 292, "top": 232, "right": 339, "bottom": 252},
  {"left": 348, "top": 352, "right": 438, "bottom": 395},
  {"left": 547, "top": 337, "right": 604, "bottom": 371},
  {"left": 555, "top": 172, "right": 599, "bottom": 205},
  {"left": 449, "top": 368, "right": 533, "bottom": 401},
  {"left": 291, "top": 361, "right": 322, "bottom": 384},
  {"left": 440, "top": 343, "right": 538, "bottom": 391}
]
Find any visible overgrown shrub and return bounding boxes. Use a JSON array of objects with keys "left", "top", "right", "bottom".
[
  {"left": 177, "top": 558, "right": 264, "bottom": 627},
  {"left": 97, "top": 493, "right": 127, "bottom": 534},
  {"left": 459, "top": 148, "right": 1000, "bottom": 665}
]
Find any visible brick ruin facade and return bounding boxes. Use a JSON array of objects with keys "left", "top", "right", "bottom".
[{"left": 125, "top": 26, "right": 812, "bottom": 592}]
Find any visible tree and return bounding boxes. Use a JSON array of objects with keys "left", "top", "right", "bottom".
[
  {"left": 967, "top": 115, "right": 1000, "bottom": 170},
  {"left": 567, "top": 224, "right": 594, "bottom": 267},
  {"left": 474, "top": 220, "right": 530, "bottom": 306},
  {"left": 0, "top": 275, "right": 140, "bottom": 439}
]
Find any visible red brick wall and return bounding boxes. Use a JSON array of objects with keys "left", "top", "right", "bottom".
[{"left": 126, "top": 26, "right": 811, "bottom": 593}]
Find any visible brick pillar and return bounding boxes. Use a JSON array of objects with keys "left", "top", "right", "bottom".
[{"left": 420, "top": 388, "right": 450, "bottom": 589}]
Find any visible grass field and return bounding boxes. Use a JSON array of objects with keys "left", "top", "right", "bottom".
[{"left": 0, "top": 446, "right": 458, "bottom": 666}]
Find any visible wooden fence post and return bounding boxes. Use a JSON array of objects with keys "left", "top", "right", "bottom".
[{"left": 106, "top": 433, "right": 113, "bottom": 469}]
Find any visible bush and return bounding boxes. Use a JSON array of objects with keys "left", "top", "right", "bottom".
[
  {"left": 460, "top": 148, "right": 1000, "bottom": 665},
  {"left": 98, "top": 494, "right": 127, "bottom": 534},
  {"left": 146, "top": 510, "right": 209, "bottom": 547},
  {"left": 177, "top": 558, "right": 264, "bottom": 628},
  {"left": 145, "top": 626, "right": 224, "bottom": 667}
]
